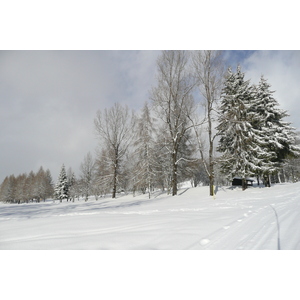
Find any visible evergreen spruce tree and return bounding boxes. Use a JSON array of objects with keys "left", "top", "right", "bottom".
[
  {"left": 216, "top": 66, "right": 264, "bottom": 189},
  {"left": 251, "top": 76, "right": 300, "bottom": 185},
  {"left": 217, "top": 68, "right": 300, "bottom": 189},
  {"left": 54, "top": 164, "right": 69, "bottom": 202}
]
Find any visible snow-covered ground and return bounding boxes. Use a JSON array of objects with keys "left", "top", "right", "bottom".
[{"left": 1, "top": 182, "right": 300, "bottom": 250}]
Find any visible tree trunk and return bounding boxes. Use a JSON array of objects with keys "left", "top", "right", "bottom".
[
  {"left": 209, "top": 175, "right": 214, "bottom": 196},
  {"left": 172, "top": 152, "right": 178, "bottom": 196},
  {"left": 264, "top": 174, "right": 271, "bottom": 187},
  {"left": 148, "top": 178, "right": 151, "bottom": 199},
  {"left": 147, "top": 157, "right": 151, "bottom": 199},
  {"left": 208, "top": 139, "right": 214, "bottom": 196},
  {"left": 112, "top": 166, "right": 117, "bottom": 199},
  {"left": 242, "top": 178, "right": 247, "bottom": 191},
  {"left": 192, "top": 50, "right": 225, "bottom": 197},
  {"left": 112, "top": 149, "right": 118, "bottom": 199}
]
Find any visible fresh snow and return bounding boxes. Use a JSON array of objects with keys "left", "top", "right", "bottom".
[{"left": 1, "top": 182, "right": 300, "bottom": 250}]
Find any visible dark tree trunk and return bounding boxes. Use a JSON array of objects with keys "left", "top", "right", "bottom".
[
  {"left": 112, "top": 148, "right": 118, "bottom": 199},
  {"left": 242, "top": 178, "right": 247, "bottom": 191},
  {"left": 112, "top": 166, "right": 117, "bottom": 198},
  {"left": 264, "top": 175, "right": 271, "bottom": 187},
  {"left": 208, "top": 100, "right": 215, "bottom": 197},
  {"left": 172, "top": 152, "right": 178, "bottom": 196},
  {"left": 209, "top": 175, "right": 214, "bottom": 196}
]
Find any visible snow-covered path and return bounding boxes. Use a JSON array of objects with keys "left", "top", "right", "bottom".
[
  {"left": 191, "top": 185, "right": 300, "bottom": 250},
  {"left": 1, "top": 183, "right": 300, "bottom": 249},
  {"left": 193, "top": 195, "right": 300, "bottom": 250}
]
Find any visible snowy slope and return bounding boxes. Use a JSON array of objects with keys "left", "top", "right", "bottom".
[{"left": 1, "top": 182, "right": 300, "bottom": 250}]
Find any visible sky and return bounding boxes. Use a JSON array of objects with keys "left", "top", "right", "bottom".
[
  {"left": 0, "top": 50, "right": 299, "bottom": 183},
  {"left": 0, "top": 51, "right": 160, "bottom": 182}
]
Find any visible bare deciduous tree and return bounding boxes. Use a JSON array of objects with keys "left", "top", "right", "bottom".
[
  {"left": 132, "top": 101, "right": 156, "bottom": 198},
  {"left": 94, "top": 103, "right": 135, "bottom": 198},
  {"left": 94, "top": 148, "right": 114, "bottom": 197},
  {"left": 192, "top": 50, "right": 225, "bottom": 196},
  {"left": 79, "top": 152, "right": 95, "bottom": 201},
  {"left": 151, "top": 50, "right": 196, "bottom": 196}
]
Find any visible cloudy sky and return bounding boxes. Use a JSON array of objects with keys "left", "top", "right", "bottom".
[{"left": 0, "top": 50, "right": 299, "bottom": 183}]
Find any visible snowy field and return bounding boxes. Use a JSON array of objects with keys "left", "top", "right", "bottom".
[{"left": 1, "top": 182, "right": 300, "bottom": 250}]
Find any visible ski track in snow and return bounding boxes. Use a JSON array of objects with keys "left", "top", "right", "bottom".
[
  {"left": 190, "top": 194, "right": 300, "bottom": 250},
  {"left": 1, "top": 183, "right": 300, "bottom": 249}
]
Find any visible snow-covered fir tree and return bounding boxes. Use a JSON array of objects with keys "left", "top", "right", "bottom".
[
  {"left": 217, "top": 67, "right": 300, "bottom": 188},
  {"left": 54, "top": 164, "right": 69, "bottom": 202},
  {"left": 216, "top": 66, "right": 265, "bottom": 189},
  {"left": 250, "top": 76, "right": 300, "bottom": 185},
  {"left": 282, "top": 133, "right": 300, "bottom": 183}
]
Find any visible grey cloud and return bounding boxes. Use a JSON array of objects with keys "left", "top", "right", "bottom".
[{"left": 0, "top": 51, "right": 159, "bottom": 182}]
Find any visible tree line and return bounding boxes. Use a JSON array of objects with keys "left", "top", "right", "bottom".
[
  {"left": 0, "top": 167, "right": 54, "bottom": 203},
  {"left": 1, "top": 50, "right": 300, "bottom": 203}
]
